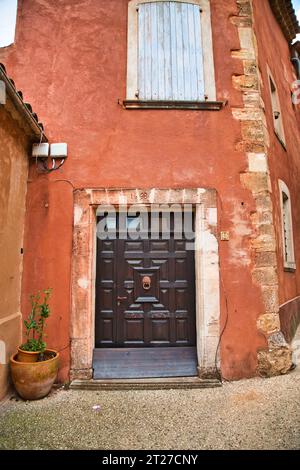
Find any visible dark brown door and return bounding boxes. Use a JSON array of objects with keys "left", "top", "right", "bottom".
[{"left": 95, "top": 212, "right": 196, "bottom": 348}]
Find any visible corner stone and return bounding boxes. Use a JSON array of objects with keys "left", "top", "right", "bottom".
[
  {"left": 257, "top": 348, "right": 293, "bottom": 377},
  {"left": 257, "top": 313, "right": 280, "bottom": 334}
]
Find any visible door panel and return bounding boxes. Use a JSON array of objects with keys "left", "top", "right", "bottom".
[{"left": 95, "top": 212, "right": 196, "bottom": 348}]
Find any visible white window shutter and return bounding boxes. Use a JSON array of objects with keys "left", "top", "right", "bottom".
[
  {"left": 282, "top": 193, "right": 293, "bottom": 264},
  {"left": 138, "top": 2, "right": 205, "bottom": 101}
]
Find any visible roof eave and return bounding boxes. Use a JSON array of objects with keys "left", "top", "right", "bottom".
[
  {"left": 0, "top": 65, "right": 47, "bottom": 142},
  {"left": 269, "top": 0, "right": 300, "bottom": 43}
]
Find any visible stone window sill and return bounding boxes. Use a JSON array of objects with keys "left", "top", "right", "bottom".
[
  {"left": 284, "top": 266, "right": 296, "bottom": 273},
  {"left": 123, "top": 100, "right": 226, "bottom": 111}
]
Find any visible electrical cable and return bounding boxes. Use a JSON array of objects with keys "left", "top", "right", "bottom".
[
  {"left": 214, "top": 190, "right": 231, "bottom": 382},
  {"left": 41, "top": 157, "right": 65, "bottom": 173},
  {"left": 215, "top": 265, "right": 230, "bottom": 382}
]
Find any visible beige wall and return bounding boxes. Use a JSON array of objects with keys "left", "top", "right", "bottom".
[{"left": 0, "top": 102, "right": 30, "bottom": 400}]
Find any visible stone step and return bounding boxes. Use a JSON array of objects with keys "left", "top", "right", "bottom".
[{"left": 70, "top": 377, "right": 222, "bottom": 391}]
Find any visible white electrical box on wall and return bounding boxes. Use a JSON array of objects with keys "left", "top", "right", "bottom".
[
  {"left": 32, "top": 143, "right": 49, "bottom": 158},
  {"left": 50, "top": 143, "right": 68, "bottom": 159}
]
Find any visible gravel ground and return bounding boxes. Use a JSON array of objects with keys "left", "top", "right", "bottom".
[{"left": 0, "top": 369, "right": 300, "bottom": 450}]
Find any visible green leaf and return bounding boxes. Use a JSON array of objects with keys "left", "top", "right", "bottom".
[{"left": 22, "top": 288, "right": 52, "bottom": 350}]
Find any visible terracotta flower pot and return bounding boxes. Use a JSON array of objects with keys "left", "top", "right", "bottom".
[
  {"left": 10, "top": 349, "right": 59, "bottom": 400},
  {"left": 17, "top": 347, "right": 41, "bottom": 363}
]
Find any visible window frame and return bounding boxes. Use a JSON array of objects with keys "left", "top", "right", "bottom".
[
  {"left": 126, "top": 0, "right": 216, "bottom": 104},
  {"left": 267, "top": 66, "right": 286, "bottom": 148},
  {"left": 278, "top": 180, "right": 296, "bottom": 271}
]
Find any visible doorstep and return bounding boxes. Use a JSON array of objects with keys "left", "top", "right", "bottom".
[
  {"left": 69, "top": 377, "right": 222, "bottom": 391},
  {"left": 92, "top": 347, "right": 198, "bottom": 379}
]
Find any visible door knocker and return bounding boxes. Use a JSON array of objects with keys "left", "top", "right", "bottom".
[{"left": 142, "top": 276, "right": 151, "bottom": 291}]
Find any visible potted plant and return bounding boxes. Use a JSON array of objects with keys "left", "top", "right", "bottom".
[
  {"left": 17, "top": 289, "right": 51, "bottom": 362},
  {"left": 10, "top": 289, "right": 59, "bottom": 400}
]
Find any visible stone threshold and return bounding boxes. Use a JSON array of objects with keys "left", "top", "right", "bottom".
[{"left": 70, "top": 377, "right": 222, "bottom": 391}]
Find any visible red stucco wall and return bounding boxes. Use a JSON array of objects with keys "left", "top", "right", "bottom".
[
  {"left": 2, "top": 0, "right": 298, "bottom": 381},
  {"left": 252, "top": 0, "right": 300, "bottom": 305}
]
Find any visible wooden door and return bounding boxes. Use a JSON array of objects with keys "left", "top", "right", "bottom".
[{"left": 95, "top": 212, "right": 196, "bottom": 348}]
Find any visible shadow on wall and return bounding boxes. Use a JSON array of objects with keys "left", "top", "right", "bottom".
[
  {"left": 279, "top": 296, "right": 300, "bottom": 366},
  {"left": 280, "top": 297, "right": 300, "bottom": 343}
]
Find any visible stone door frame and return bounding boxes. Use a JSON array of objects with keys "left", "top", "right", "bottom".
[{"left": 70, "top": 188, "right": 220, "bottom": 380}]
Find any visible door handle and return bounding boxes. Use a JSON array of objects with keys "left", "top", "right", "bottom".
[{"left": 142, "top": 276, "right": 151, "bottom": 290}]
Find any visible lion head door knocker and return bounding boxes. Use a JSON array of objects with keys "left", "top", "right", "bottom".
[{"left": 142, "top": 275, "right": 151, "bottom": 291}]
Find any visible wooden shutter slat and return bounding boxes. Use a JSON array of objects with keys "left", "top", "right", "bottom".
[
  {"left": 170, "top": 2, "right": 178, "bottom": 99},
  {"left": 188, "top": 5, "right": 198, "bottom": 100},
  {"left": 193, "top": 4, "right": 205, "bottom": 100},
  {"left": 157, "top": 2, "right": 166, "bottom": 99},
  {"left": 144, "top": 3, "right": 153, "bottom": 99},
  {"left": 182, "top": 3, "right": 192, "bottom": 100},
  {"left": 175, "top": 2, "right": 185, "bottom": 100},
  {"left": 163, "top": 3, "right": 172, "bottom": 100},
  {"left": 138, "top": 4, "right": 146, "bottom": 99},
  {"left": 150, "top": 2, "right": 159, "bottom": 99}
]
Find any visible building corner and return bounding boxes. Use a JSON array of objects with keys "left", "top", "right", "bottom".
[{"left": 231, "top": 0, "right": 292, "bottom": 377}]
